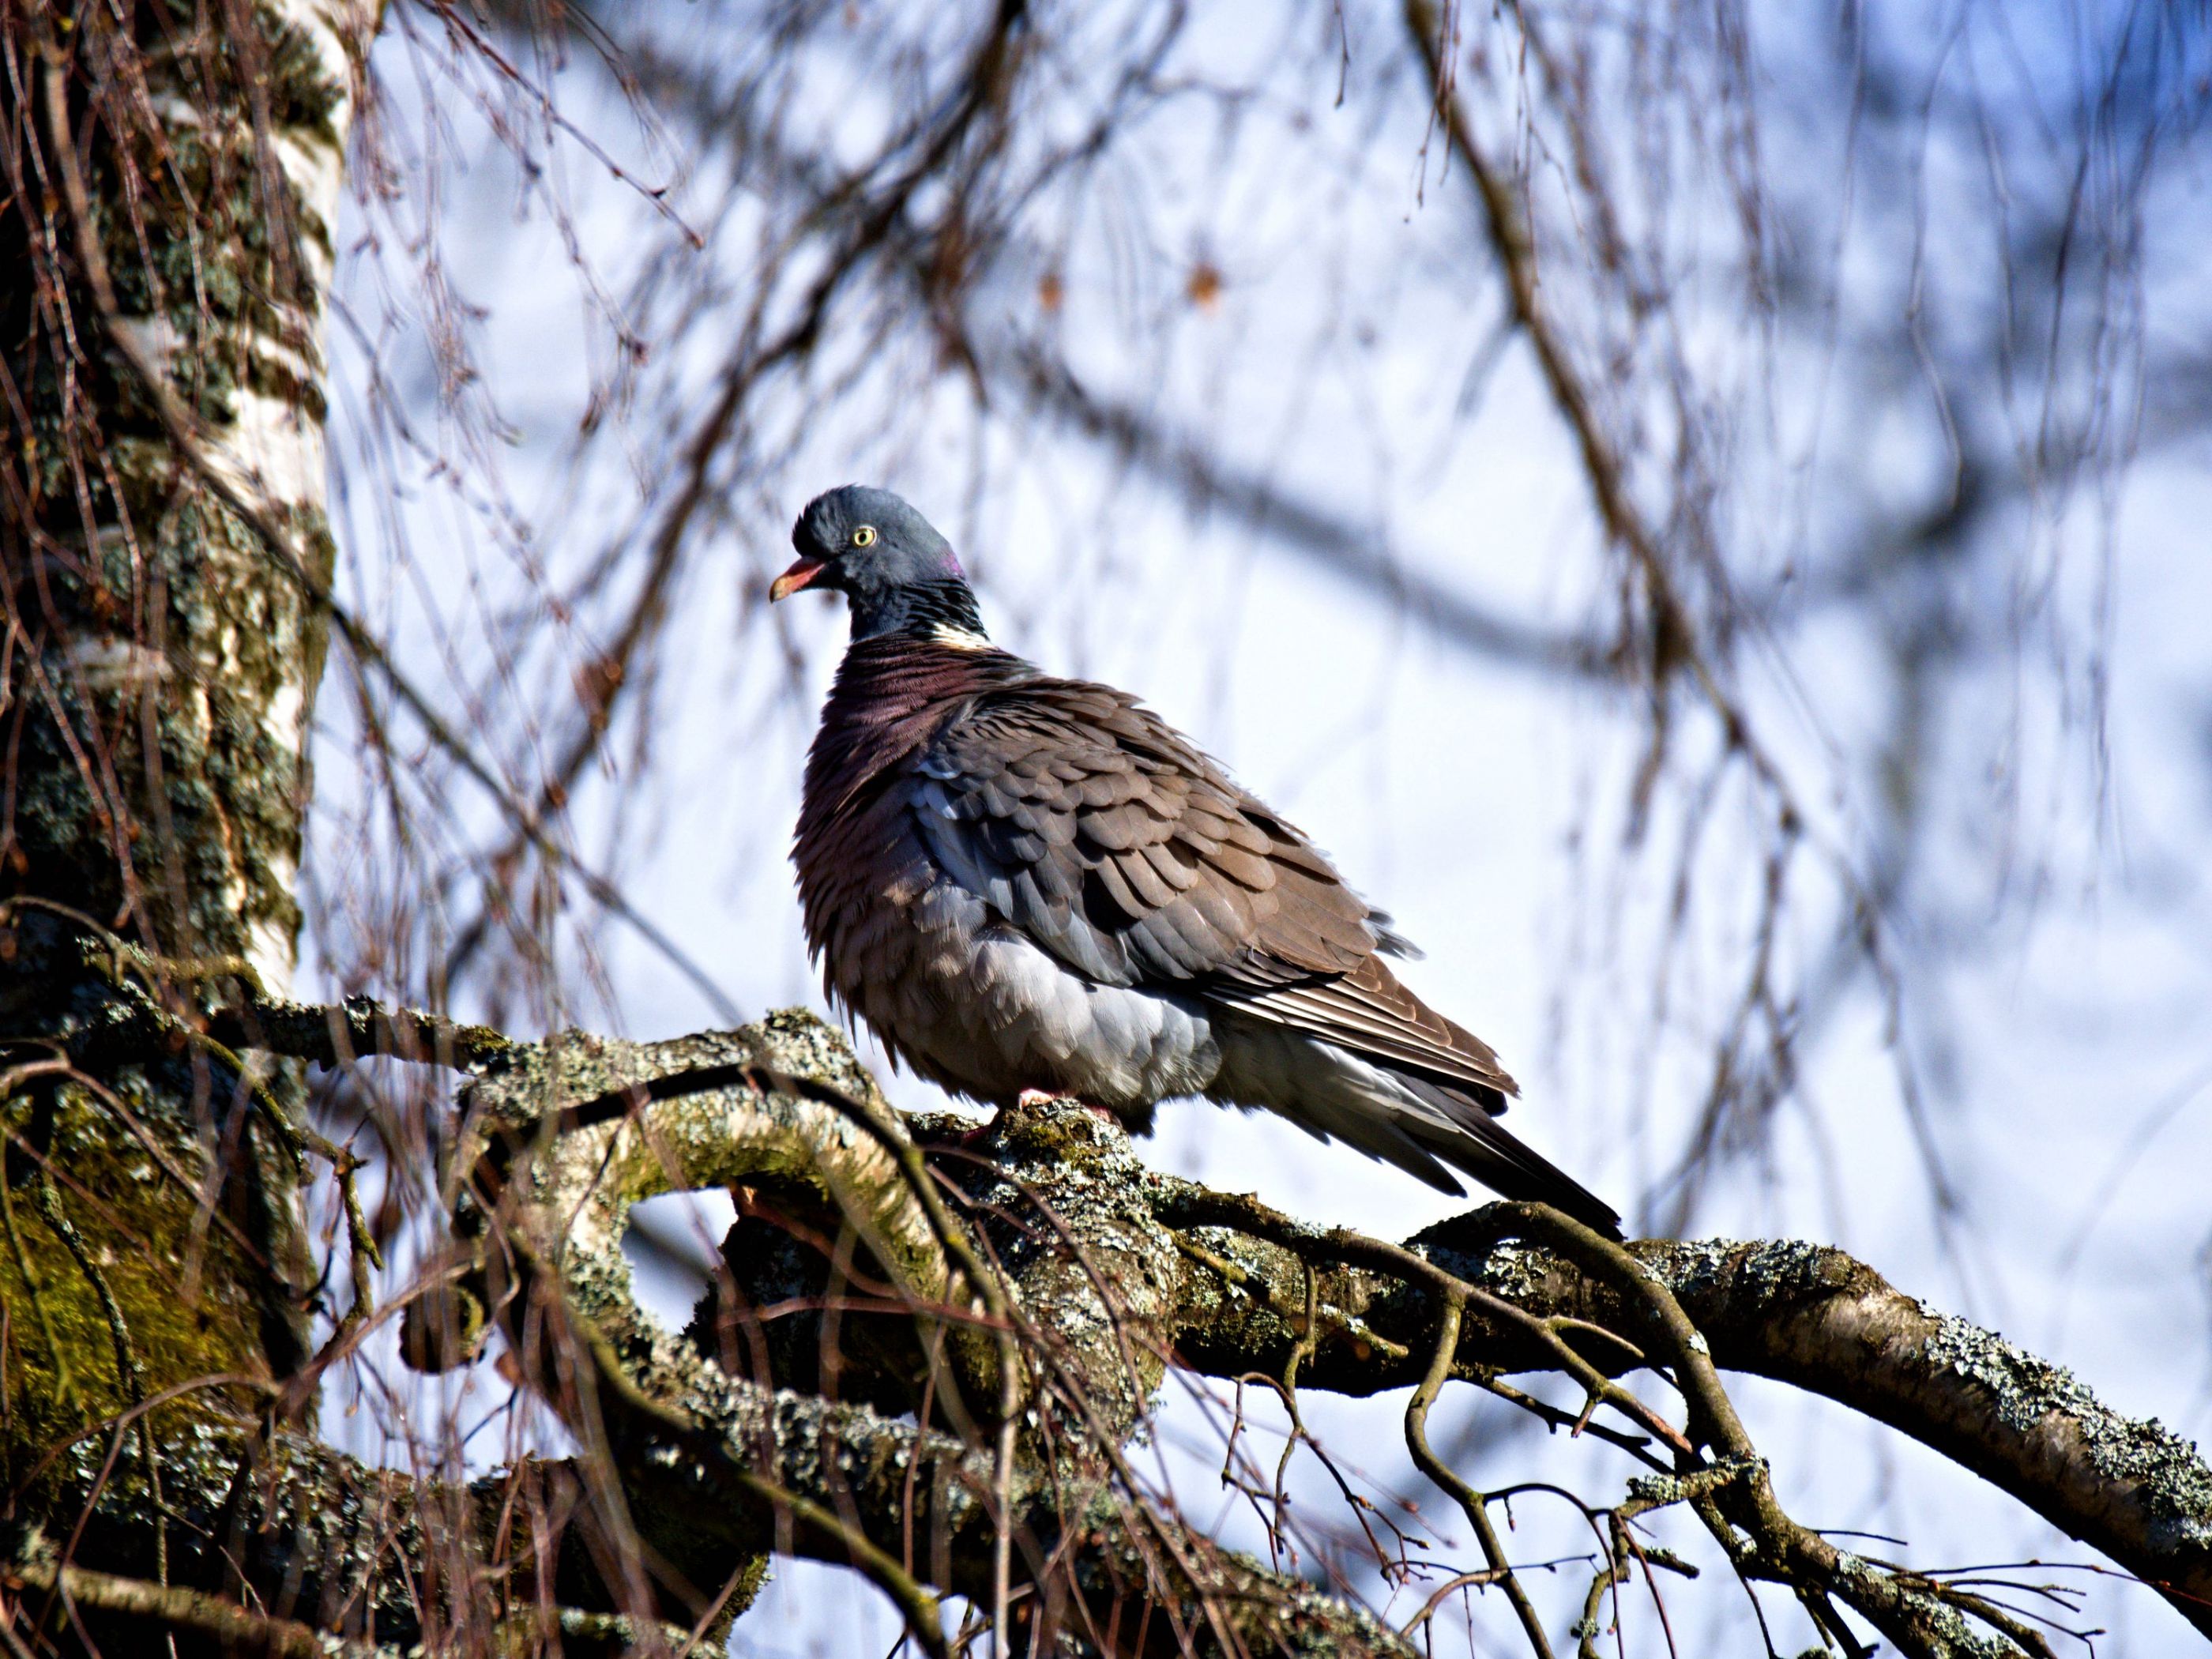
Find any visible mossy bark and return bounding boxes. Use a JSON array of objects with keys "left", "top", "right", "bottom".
[{"left": 2, "top": 0, "right": 374, "bottom": 1558}]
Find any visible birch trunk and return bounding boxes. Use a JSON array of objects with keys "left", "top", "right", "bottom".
[{"left": 2, "top": 0, "right": 376, "bottom": 1484}]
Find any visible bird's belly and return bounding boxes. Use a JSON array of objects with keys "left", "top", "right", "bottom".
[{"left": 840, "top": 878, "right": 1221, "bottom": 1114}]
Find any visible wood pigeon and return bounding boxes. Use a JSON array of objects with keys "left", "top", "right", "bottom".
[{"left": 775, "top": 485, "right": 1620, "bottom": 1235}]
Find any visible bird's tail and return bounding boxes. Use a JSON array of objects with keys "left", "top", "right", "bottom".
[
  {"left": 1209, "top": 1022, "right": 1623, "bottom": 1237},
  {"left": 1398, "top": 1076, "right": 1623, "bottom": 1239}
]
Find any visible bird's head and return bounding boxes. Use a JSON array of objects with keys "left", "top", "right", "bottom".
[{"left": 772, "top": 485, "right": 988, "bottom": 643}]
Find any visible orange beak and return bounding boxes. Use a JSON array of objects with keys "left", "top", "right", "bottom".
[{"left": 769, "top": 555, "right": 827, "bottom": 602}]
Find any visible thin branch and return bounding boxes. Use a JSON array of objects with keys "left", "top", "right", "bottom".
[
  {"left": 33, "top": 43, "right": 740, "bottom": 1025},
  {"left": 6, "top": 1558, "right": 401, "bottom": 1659},
  {"left": 1404, "top": 1295, "right": 1556, "bottom": 1658}
]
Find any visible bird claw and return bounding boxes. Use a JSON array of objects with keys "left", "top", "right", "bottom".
[
  {"left": 957, "top": 1093, "right": 1121, "bottom": 1150},
  {"left": 1018, "top": 1089, "right": 1120, "bottom": 1127}
]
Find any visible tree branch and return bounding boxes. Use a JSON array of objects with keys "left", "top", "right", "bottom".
[
  {"left": 40, "top": 1000, "right": 2202, "bottom": 1655},
  {"left": 455, "top": 1010, "right": 1420, "bottom": 1659},
  {"left": 1155, "top": 1184, "right": 2212, "bottom": 1640}
]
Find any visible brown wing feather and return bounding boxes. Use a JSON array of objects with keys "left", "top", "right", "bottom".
[
  {"left": 1217, "top": 957, "right": 1518, "bottom": 1110},
  {"left": 912, "top": 672, "right": 1520, "bottom": 1105},
  {"left": 805, "top": 638, "right": 1604, "bottom": 1226}
]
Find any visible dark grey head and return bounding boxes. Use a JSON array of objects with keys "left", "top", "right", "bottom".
[{"left": 771, "top": 485, "right": 987, "bottom": 642}]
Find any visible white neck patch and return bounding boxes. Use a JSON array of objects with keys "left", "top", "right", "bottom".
[{"left": 930, "top": 623, "right": 993, "bottom": 650}]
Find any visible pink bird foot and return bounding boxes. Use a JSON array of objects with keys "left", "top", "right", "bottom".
[
  {"left": 959, "top": 1090, "right": 1117, "bottom": 1146},
  {"left": 1020, "top": 1088, "right": 1119, "bottom": 1126}
]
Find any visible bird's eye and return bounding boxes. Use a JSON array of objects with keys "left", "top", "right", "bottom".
[{"left": 851, "top": 525, "right": 878, "bottom": 548}]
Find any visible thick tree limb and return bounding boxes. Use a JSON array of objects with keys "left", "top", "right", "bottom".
[
  {"left": 380, "top": 1005, "right": 2200, "bottom": 1652},
  {"left": 1153, "top": 1186, "right": 2212, "bottom": 1639},
  {"left": 4, "top": 1557, "right": 401, "bottom": 1659},
  {"left": 21, "top": 999, "right": 2205, "bottom": 1656},
  {"left": 453, "top": 1009, "right": 1420, "bottom": 1659}
]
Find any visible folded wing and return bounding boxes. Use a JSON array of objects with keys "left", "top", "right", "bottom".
[{"left": 910, "top": 675, "right": 1617, "bottom": 1232}]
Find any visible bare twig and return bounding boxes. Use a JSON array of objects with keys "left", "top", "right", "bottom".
[{"left": 1404, "top": 1295, "right": 1555, "bottom": 1658}]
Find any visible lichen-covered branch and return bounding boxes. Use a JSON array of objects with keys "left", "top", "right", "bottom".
[
  {"left": 1635, "top": 1237, "right": 2212, "bottom": 1638},
  {"left": 9, "top": 1398, "right": 712, "bottom": 1656},
  {"left": 4, "top": 1556, "right": 404, "bottom": 1659},
  {"left": 367, "top": 1004, "right": 2203, "bottom": 1655},
  {"left": 10, "top": 979, "right": 2205, "bottom": 1655},
  {"left": 450, "top": 1009, "right": 1418, "bottom": 1659},
  {"left": 1154, "top": 1185, "right": 2212, "bottom": 1642}
]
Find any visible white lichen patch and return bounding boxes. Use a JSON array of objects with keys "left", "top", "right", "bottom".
[{"left": 1920, "top": 1312, "right": 2212, "bottom": 1548}]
